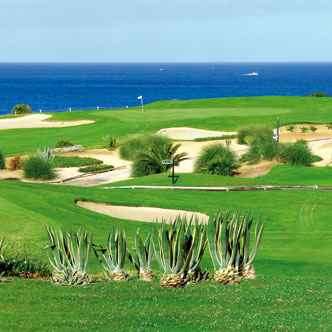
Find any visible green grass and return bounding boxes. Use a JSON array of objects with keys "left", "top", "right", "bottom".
[
  {"left": 2, "top": 96, "right": 332, "bottom": 155},
  {"left": 1, "top": 276, "right": 332, "bottom": 332},
  {"left": 78, "top": 164, "right": 114, "bottom": 173},
  {"left": 193, "top": 134, "right": 236, "bottom": 141},
  {"left": 52, "top": 156, "right": 103, "bottom": 168}
]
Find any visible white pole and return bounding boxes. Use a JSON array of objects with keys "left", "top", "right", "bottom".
[
  {"left": 40, "top": 109, "right": 42, "bottom": 113},
  {"left": 97, "top": 106, "right": 99, "bottom": 110},
  {"left": 141, "top": 97, "right": 144, "bottom": 112},
  {"left": 69, "top": 107, "right": 71, "bottom": 112}
]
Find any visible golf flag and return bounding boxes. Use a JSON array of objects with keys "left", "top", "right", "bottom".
[{"left": 137, "top": 96, "right": 143, "bottom": 100}]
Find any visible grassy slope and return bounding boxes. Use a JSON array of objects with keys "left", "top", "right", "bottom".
[{"left": 1, "top": 96, "right": 332, "bottom": 155}]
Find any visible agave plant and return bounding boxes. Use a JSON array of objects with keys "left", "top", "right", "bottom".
[
  {"left": 208, "top": 211, "right": 264, "bottom": 285},
  {"left": 37, "top": 148, "right": 55, "bottom": 162},
  {"left": 153, "top": 215, "right": 208, "bottom": 288},
  {"left": 127, "top": 229, "right": 154, "bottom": 281},
  {"left": 93, "top": 228, "right": 129, "bottom": 281},
  {"left": 44, "top": 226, "right": 92, "bottom": 286}
]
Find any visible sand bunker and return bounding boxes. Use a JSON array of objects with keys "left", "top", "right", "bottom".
[
  {"left": 0, "top": 114, "right": 94, "bottom": 130},
  {"left": 279, "top": 124, "right": 332, "bottom": 142},
  {"left": 76, "top": 200, "right": 209, "bottom": 224},
  {"left": 157, "top": 127, "right": 237, "bottom": 140}
]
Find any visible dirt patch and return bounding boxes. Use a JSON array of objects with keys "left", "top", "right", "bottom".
[
  {"left": 0, "top": 114, "right": 94, "bottom": 130},
  {"left": 236, "top": 160, "right": 279, "bottom": 178},
  {"left": 76, "top": 200, "right": 209, "bottom": 224},
  {"left": 157, "top": 127, "right": 237, "bottom": 140}
]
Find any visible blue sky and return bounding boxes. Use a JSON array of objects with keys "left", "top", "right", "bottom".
[{"left": 0, "top": 0, "right": 331, "bottom": 62}]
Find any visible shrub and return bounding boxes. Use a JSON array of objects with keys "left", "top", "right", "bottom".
[
  {"left": 131, "top": 141, "right": 188, "bottom": 177},
  {"left": 23, "top": 156, "right": 55, "bottom": 180},
  {"left": 194, "top": 142, "right": 239, "bottom": 176},
  {"left": 103, "top": 136, "right": 119, "bottom": 151},
  {"left": 0, "top": 239, "right": 51, "bottom": 278},
  {"left": 11, "top": 104, "right": 31, "bottom": 114},
  {"left": 308, "top": 92, "right": 330, "bottom": 97},
  {"left": 237, "top": 125, "right": 273, "bottom": 145},
  {"left": 52, "top": 156, "right": 102, "bottom": 168},
  {"left": 8, "top": 155, "right": 22, "bottom": 170},
  {"left": 79, "top": 164, "right": 114, "bottom": 173},
  {"left": 278, "top": 140, "right": 317, "bottom": 166},
  {"left": 54, "top": 139, "right": 75, "bottom": 148},
  {"left": 120, "top": 134, "right": 171, "bottom": 161},
  {"left": 300, "top": 127, "right": 309, "bottom": 133},
  {"left": 310, "top": 126, "right": 317, "bottom": 132},
  {"left": 240, "top": 140, "right": 278, "bottom": 165},
  {"left": 0, "top": 150, "right": 5, "bottom": 169},
  {"left": 287, "top": 125, "right": 295, "bottom": 132},
  {"left": 327, "top": 123, "right": 332, "bottom": 130},
  {"left": 194, "top": 135, "right": 236, "bottom": 142}
]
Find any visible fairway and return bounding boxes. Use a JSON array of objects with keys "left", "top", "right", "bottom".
[{"left": 1, "top": 96, "right": 332, "bottom": 331}]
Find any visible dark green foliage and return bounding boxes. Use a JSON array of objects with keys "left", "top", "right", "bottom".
[
  {"left": 132, "top": 141, "right": 188, "bottom": 177},
  {"left": 54, "top": 139, "right": 75, "bottom": 148},
  {"left": 194, "top": 142, "right": 239, "bottom": 176},
  {"left": 240, "top": 140, "right": 278, "bottom": 164},
  {"left": 11, "top": 104, "right": 31, "bottom": 114},
  {"left": 23, "top": 156, "right": 55, "bottom": 180},
  {"left": 308, "top": 92, "right": 330, "bottom": 97},
  {"left": 310, "top": 125, "right": 317, "bottom": 132},
  {"left": 120, "top": 134, "right": 171, "bottom": 161},
  {"left": 0, "top": 241, "right": 51, "bottom": 278},
  {"left": 194, "top": 135, "right": 236, "bottom": 142},
  {"left": 0, "top": 150, "right": 5, "bottom": 169},
  {"left": 102, "top": 135, "right": 119, "bottom": 151},
  {"left": 300, "top": 126, "right": 309, "bottom": 133},
  {"left": 287, "top": 125, "right": 295, "bottom": 132},
  {"left": 237, "top": 125, "right": 273, "bottom": 145},
  {"left": 278, "top": 140, "right": 317, "bottom": 166},
  {"left": 78, "top": 164, "right": 114, "bottom": 173},
  {"left": 52, "top": 156, "right": 102, "bottom": 168}
]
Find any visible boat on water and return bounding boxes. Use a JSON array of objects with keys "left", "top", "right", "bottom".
[{"left": 245, "top": 71, "right": 259, "bottom": 76}]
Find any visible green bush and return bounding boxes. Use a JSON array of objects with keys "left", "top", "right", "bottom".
[
  {"left": 132, "top": 141, "right": 188, "bottom": 177},
  {"left": 0, "top": 240, "right": 51, "bottom": 278},
  {"left": 194, "top": 142, "right": 239, "bottom": 176},
  {"left": 300, "top": 127, "right": 309, "bottom": 133},
  {"left": 55, "top": 139, "right": 75, "bottom": 148},
  {"left": 52, "top": 156, "right": 103, "bottom": 168},
  {"left": 310, "top": 126, "right": 317, "bottom": 132},
  {"left": 102, "top": 136, "right": 119, "bottom": 151},
  {"left": 308, "top": 92, "right": 330, "bottom": 97},
  {"left": 120, "top": 134, "right": 171, "bottom": 161},
  {"left": 278, "top": 140, "right": 317, "bottom": 166},
  {"left": 23, "top": 156, "right": 55, "bottom": 180},
  {"left": 11, "top": 104, "right": 31, "bottom": 114},
  {"left": 237, "top": 125, "right": 273, "bottom": 145},
  {"left": 79, "top": 164, "right": 114, "bottom": 173},
  {"left": 194, "top": 135, "right": 236, "bottom": 142},
  {"left": 0, "top": 150, "right": 5, "bottom": 169},
  {"left": 240, "top": 140, "right": 278, "bottom": 165},
  {"left": 287, "top": 125, "right": 295, "bottom": 132}
]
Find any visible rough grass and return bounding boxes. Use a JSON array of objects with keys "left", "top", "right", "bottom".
[{"left": 78, "top": 164, "right": 114, "bottom": 173}]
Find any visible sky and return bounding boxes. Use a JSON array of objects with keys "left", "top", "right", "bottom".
[{"left": 0, "top": 0, "right": 331, "bottom": 62}]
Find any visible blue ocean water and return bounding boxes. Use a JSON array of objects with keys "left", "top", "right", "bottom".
[{"left": 1, "top": 62, "right": 332, "bottom": 115}]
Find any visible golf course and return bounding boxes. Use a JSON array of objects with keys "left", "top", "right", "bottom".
[{"left": 1, "top": 96, "right": 332, "bottom": 331}]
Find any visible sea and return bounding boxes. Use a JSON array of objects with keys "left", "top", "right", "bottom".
[{"left": 1, "top": 62, "right": 332, "bottom": 115}]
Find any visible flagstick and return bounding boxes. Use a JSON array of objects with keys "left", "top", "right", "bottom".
[{"left": 141, "top": 97, "right": 144, "bottom": 112}]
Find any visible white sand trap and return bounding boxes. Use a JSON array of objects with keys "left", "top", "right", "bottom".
[
  {"left": 157, "top": 127, "right": 237, "bottom": 140},
  {"left": 76, "top": 201, "right": 209, "bottom": 224},
  {"left": 0, "top": 114, "right": 94, "bottom": 130}
]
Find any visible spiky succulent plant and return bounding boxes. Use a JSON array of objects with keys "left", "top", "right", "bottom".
[
  {"left": 44, "top": 226, "right": 92, "bottom": 286},
  {"left": 208, "top": 210, "right": 264, "bottom": 285},
  {"left": 37, "top": 148, "right": 55, "bottom": 162},
  {"left": 153, "top": 215, "right": 208, "bottom": 288},
  {"left": 93, "top": 228, "right": 129, "bottom": 281},
  {"left": 127, "top": 229, "right": 154, "bottom": 281}
]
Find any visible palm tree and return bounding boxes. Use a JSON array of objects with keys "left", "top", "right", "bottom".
[{"left": 132, "top": 142, "right": 188, "bottom": 177}]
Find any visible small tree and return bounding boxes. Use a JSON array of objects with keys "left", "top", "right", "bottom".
[
  {"left": 11, "top": 104, "right": 31, "bottom": 114},
  {"left": 0, "top": 151, "right": 5, "bottom": 169}
]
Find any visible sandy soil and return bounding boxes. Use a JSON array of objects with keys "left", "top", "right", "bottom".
[
  {"left": 76, "top": 200, "right": 209, "bottom": 224},
  {"left": 0, "top": 114, "right": 94, "bottom": 130},
  {"left": 279, "top": 124, "right": 332, "bottom": 142},
  {"left": 236, "top": 160, "right": 279, "bottom": 178},
  {"left": 157, "top": 127, "right": 237, "bottom": 140}
]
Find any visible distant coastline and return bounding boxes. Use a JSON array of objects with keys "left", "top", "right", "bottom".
[{"left": 1, "top": 62, "right": 332, "bottom": 115}]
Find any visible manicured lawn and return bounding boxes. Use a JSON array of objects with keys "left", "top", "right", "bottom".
[
  {"left": 1, "top": 276, "right": 332, "bottom": 332},
  {"left": 1, "top": 96, "right": 332, "bottom": 155}
]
